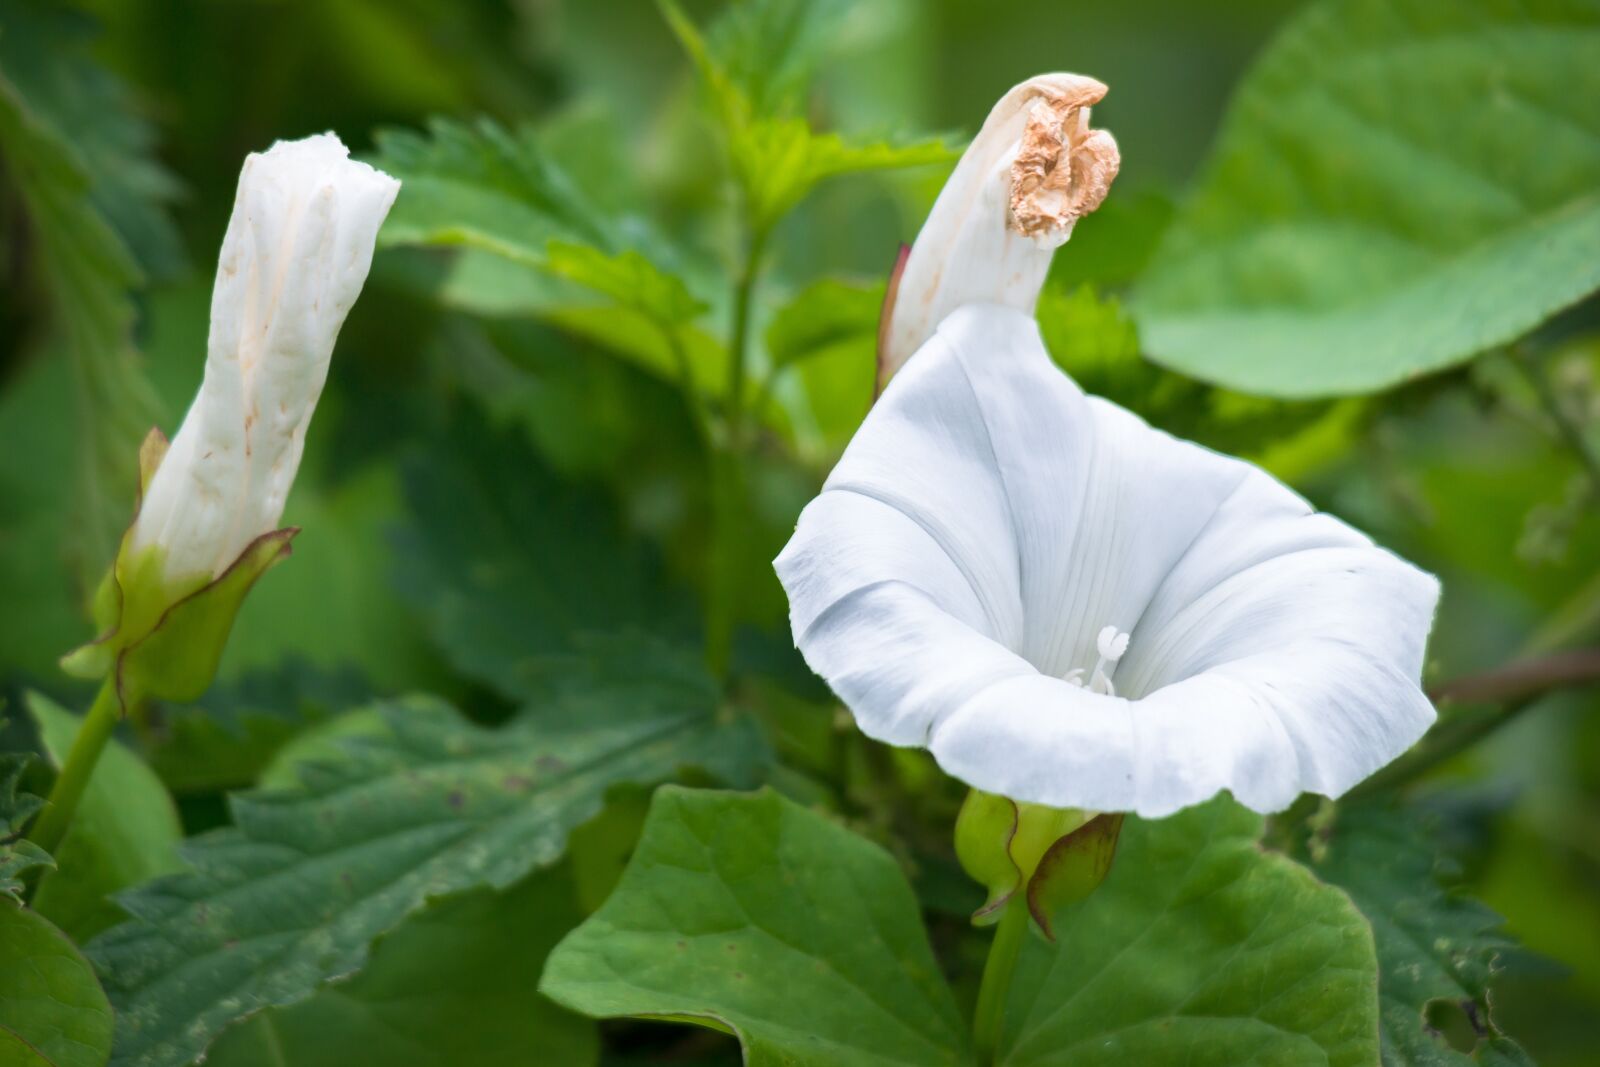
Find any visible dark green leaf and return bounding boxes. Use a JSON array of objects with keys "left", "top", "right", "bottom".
[
  {"left": 0, "top": 46, "right": 160, "bottom": 576},
  {"left": 27, "top": 693, "right": 183, "bottom": 942},
  {"left": 90, "top": 685, "right": 763, "bottom": 1067},
  {"left": 395, "top": 416, "right": 698, "bottom": 703},
  {"left": 1001, "top": 797, "right": 1380, "bottom": 1067},
  {"left": 204, "top": 868, "right": 597, "bottom": 1067},
  {"left": 0, "top": 901, "right": 113, "bottom": 1067},
  {"left": 1133, "top": 0, "right": 1600, "bottom": 397},
  {"left": 542, "top": 785, "right": 972, "bottom": 1067},
  {"left": 1314, "top": 804, "right": 1533, "bottom": 1066},
  {"left": 1, "top": 738, "right": 49, "bottom": 901}
]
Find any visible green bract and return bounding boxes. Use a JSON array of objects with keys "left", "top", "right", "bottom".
[{"left": 59, "top": 430, "right": 294, "bottom": 710}]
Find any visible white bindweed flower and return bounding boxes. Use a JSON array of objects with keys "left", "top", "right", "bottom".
[
  {"left": 130, "top": 133, "right": 399, "bottom": 587},
  {"left": 777, "top": 75, "right": 1438, "bottom": 818}
]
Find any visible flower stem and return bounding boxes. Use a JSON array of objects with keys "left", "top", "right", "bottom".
[
  {"left": 725, "top": 225, "right": 769, "bottom": 445},
  {"left": 26, "top": 676, "right": 122, "bottom": 861},
  {"left": 973, "top": 898, "right": 1029, "bottom": 1065}
]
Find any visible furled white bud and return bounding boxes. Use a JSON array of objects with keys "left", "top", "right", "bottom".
[
  {"left": 130, "top": 134, "right": 399, "bottom": 586},
  {"left": 878, "top": 74, "right": 1119, "bottom": 386}
]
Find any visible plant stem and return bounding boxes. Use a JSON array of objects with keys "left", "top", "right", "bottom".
[
  {"left": 973, "top": 899, "right": 1029, "bottom": 1065},
  {"left": 26, "top": 676, "right": 122, "bottom": 860},
  {"left": 725, "top": 225, "right": 769, "bottom": 445},
  {"left": 703, "top": 224, "right": 770, "bottom": 681}
]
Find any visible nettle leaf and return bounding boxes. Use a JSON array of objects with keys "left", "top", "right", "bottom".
[
  {"left": 0, "top": 1, "right": 184, "bottom": 278},
  {"left": 0, "top": 902, "right": 114, "bottom": 1067},
  {"left": 204, "top": 867, "right": 597, "bottom": 1067},
  {"left": 1133, "top": 0, "right": 1600, "bottom": 397},
  {"left": 395, "top": 416, "right": 699, "bottom": 703},
  {"left": 1, "top": 741, "right": 50, "bottom": 900},
  {"left": 1314, "top": 804, "right": 1532, "bottom": 1066},
  {"left": 542, "top": 786, "right": 973, "bottom": 1067},
  {"left": 90, "top": 684, "right": 762, "bottom": 1067},
  {"left": 1001, "top": 797, "right": 1380, "bottom": 1067},
  {"left": 0, "top": 46, "right": 161, "bottom": 574},
  {"left": 374, "top": 118, "right": 720, "bottom": 383},
  {"left": 27, "top": 693, "right": 183, "bottom": 942},
  {"left": 662, "top": 0, "right": 955, "bottom": 231}
]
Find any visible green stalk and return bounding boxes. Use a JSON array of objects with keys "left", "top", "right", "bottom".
[
  {"left": 704, "top": 224, "right": 770, "bottom": 680},
  {"left": 972, "top": 899, "right": 1029, "bottom": 1065},
  {"left": 26, "top": 676, "right": 122, "bottom": 861}
]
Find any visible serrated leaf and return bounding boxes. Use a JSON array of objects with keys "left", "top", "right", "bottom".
[
  {"left": 1314, "top": 804, "right": 1533, "bottom": 1066},
  {"left": 394, "top": 415, "right": 698, "bottom": 703},
  {"left": 1000, "top": 797, "right": 1380, "bottom": 1067},
  {"left": 90, "top": 683, "right": 763, "bottom": 1067},
  {"left": 0, "top": 1, "right": 184, "bottom": 277},
  {"left": 373, "top": 118, "right": 719, "bottom": 383},
  {"left": 542, "top": 786, "right": 973, "bottom": 1067},
  {"left": 204, "top": 867, "right": 597, "bottom": 1067},
  {"left": 26, "top": 693, "right": 183, "bottom": 942},
  {"left": 0, "top": 901, "right": 113, "bottom": 1067},
  {"left": 1133, "top": 0, "right": 1600, "bottom": 397},
  {"left": 1, "top": 742, "right": 50, "bottom": 901},
  {"left": 0, "top": 46, "right": 160, "bottom": 576},
  {"left": 661, "top": 0, "right": 954, "bottom": 231}
]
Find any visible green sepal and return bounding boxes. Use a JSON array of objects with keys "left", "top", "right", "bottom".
[
  {"left": 117, "top": 527, "right": 296, "bottom": 705},
  {"left": 59, "top": 427, "right": 297, "bottom": 709},
  {"left": 60, "top": 427, "right": 171, "bottom": 682},
  {"left": 1025, "top": 812, "right": 1124, "bottom": 940},
  {"left": 955, "top": 788, "right": 1102, "bottom": 932}
]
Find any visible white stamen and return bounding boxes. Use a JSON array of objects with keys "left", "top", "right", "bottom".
[{"left": 1065, "top": 625, "right": 1132, "bottom": 696}]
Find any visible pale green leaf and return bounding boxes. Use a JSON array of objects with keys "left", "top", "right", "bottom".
[
  {"left": 27, "top": 694, "right": 183, "bottom": 942},
  {"left": 90, "top": 686, "right": 762, "bottom": 1067},
  {"left": 0, "top": 902, "right": 113, "bottom": 1067},
  {"left": 542, "top": 786, "right": 972, "bottom": 1067},
  {"left": 1133, "top": 0, "right": 1600, "bottom": 397},
  {"left": 761, "top": 278, "right": 880, "bottom": 459},
  {"left": 1001, "top": 797, "right": 1380, "bottom": 1067}
]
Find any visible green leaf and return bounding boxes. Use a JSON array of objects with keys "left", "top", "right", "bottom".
[
  {"left": 761, "top": 278, "right": 880, "bottom": 459},
  {"left": 26, "top": 694, "right": 182, "bottom": 943},
  {"left": 542, "top": 785, "right": 973, "bottom": 1067},
  {"left": 395, "top": 416, "right": 698, "bottom": 703},
  {"left": 0, "top": 42, "right": 161, "bottom": 576},
  {"left": 373, "top": 118, "right": 718, "bottom": 383},
  {"left": 1313, "top": 804, "right": 1532, "bottom": 1066},
  {"left": 204, "top": 868, "right": 597, "bottom": 1067},
  {"left": 661, "top": 0, "right": 955, "bottom": 231},
  {"left": 0, "top": 1, "right": 184, "bottom": 277},
  {"left": 0, "top": 902, "right": 113, "bottom": 1067},
  {"left": 90, "top": 686, "right": 763, "bottom": 1067},
  {"left": 1000, "top": 797, "right": 1380, "bottom": 1067},
  {"left": 1133, "top": 0, "right": 1600, "bottom": 397},
  {"left": 1, "top": 742, "right": 50, "bottom": 902}
]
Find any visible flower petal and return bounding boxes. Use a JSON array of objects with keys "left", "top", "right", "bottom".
[{"left": 777, "top": 303, "right": 1438, "bottom": 815}]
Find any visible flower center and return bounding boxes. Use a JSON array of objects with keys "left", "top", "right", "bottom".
[{"left": 1064, "top": 624, "right": 1131, "bottom": 696}]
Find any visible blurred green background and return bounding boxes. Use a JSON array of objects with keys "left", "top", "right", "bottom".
[{"left": 2, "top": 1, "right": 1597, "bottom": 1063}]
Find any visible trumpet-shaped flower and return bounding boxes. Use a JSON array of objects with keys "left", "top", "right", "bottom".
[
  {"left": 776, "top": 76, "right": 1438, "bottom": 818},
  {"left": 131, "top": 133, "right": 399, "bottom": 587}
]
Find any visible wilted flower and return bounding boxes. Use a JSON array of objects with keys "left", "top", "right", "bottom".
[
  {"left": 63, "top": 134, "right": 398, "bottom": 702},
  {"left": 777, "top": 76, "right": 1437, "bottom": 818}
]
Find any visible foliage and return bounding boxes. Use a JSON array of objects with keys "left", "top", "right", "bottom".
[
  {"left": 1133, "top": 0, "right": 1600, "bottom": 397},
  {"left": 2, "top": 0, "right": 1598, "bottom": 1065}
]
